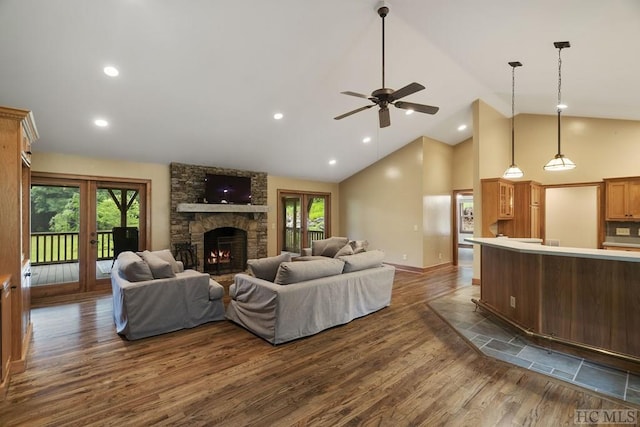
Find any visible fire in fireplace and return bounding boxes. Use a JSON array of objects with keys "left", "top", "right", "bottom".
[{"left": 203, "top": 227, "right": 247, "bottom": 275}]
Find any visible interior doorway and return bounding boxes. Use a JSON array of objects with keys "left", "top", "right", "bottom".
[{"left": 452, "top": 190, "right": 474, "bottom": 267}]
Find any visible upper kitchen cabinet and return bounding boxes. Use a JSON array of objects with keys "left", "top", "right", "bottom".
[
  {"left": 501, "top": 181, "right": 542, "bottom": 239},
  {"left": 605, "top": 177, "right": 640, "bottom": 221},
  {"left": 481, "top": 178, "right": 514, "bottom": 237}
]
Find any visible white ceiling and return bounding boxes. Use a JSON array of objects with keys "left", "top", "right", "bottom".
[{"left": 1, "top": 1, "right": 639, "bottom": 182}]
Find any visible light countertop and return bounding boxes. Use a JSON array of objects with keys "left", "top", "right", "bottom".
[{"left": 465, "top": 237, "right": 640, "bottom": 262}]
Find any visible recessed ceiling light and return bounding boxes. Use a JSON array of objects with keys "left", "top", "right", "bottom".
[
  {"left": 362, "top": 137, "right": 371, "bottom": 143},
  {"left": 273, "top": 113, "right": 283, "bottom": 120},
  {"left": 94, "top": 119, "right": 109, "bottom": 127},
  {"left": 328, "top": 159, "right": 337, "bottom": 165},
  {"left": 103, "top": 66, "right": 119, "bottom": 77},
  {"left": 405, "top": 109, "right": 414, "bottom": 115},
  {"left": 457, "top": 124, "right": 467, "bottom": 131}
]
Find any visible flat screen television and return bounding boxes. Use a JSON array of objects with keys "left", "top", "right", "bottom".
[{"left": 204, "top": 174, "right": 252, "bottom": 204}]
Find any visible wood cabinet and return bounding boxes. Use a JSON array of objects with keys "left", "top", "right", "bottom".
[
  {"left": 605, "top": 177, "right": 640, "bottom": 220},
  {"left": 0, "top": 106, "right": 38, "bottom": 394},
  {"left": 501, "top": 181, "right": 542, "bottom": 238},
  {"left": 481, "top": 178, "right": 514, "bottom": 237},
  {"left": 0, "top": 275, "right": 10, "bottom": 398}
]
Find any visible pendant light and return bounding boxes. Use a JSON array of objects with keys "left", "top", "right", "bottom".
[
  {"left": 544, "top": 41, "right": 576, "bottom": 171},
  {"left": 503, "top": 61, "right": 523, "bottom": 179}
]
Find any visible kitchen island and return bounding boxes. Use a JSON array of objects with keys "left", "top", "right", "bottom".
[{"left": 466, "top": 237, "right": 640, "bottom": 369}]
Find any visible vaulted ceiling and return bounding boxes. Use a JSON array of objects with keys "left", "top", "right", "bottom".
[{"left": 1, "top": 1, "right": 639, "bottom": 182}]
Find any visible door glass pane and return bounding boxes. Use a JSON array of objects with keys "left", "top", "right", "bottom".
[
  {"left": 96, "top": 188, "right": 140, "bottom": 279},
  {"left": 30, "top": 184, "right": 81, "bottom": 286},
  {"left": 306, "top": 197, "right": 325, "bottom": 243},
  {"left": 283, "top": 196, "right": 301, "bottom": 253}
]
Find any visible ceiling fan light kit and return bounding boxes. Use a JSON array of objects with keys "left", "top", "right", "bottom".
[
  {"left": 334, "top": 2, "right": 439, "bottom": 128},
  {"left": 544, "top": 41, "right": 576, "bottom": 171}
]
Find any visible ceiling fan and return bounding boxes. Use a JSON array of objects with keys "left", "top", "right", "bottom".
[{"left": 334, "top": 2, "right": 439, "bottom": 128}]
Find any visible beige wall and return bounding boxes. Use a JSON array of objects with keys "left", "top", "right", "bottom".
[
  {"left": 31, "top": 152, "right": 171, "bottom": 250},
  {"left": 266, "top": 176, "right": 340, "bottom": 257},
  {"left": 339, "top": 138, "right": 424, "bottom": 267},
  {"left": 423, "top": 137, "right": 454, "bottom": 266},
  {"left": 452, "top": 137, "right": 473, "bottom": 191},
  {"left": 339, "top": 136, "right": 454, "bottom": 269},
  {"left": 514, "top": 114, "right": 640, "bottom": 184}
]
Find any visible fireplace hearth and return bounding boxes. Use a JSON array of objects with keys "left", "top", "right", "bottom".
[{"left": 204, "top": 227, "right": 247, "bottom": 275}]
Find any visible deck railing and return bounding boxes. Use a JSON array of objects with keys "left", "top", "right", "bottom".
[
  {"left": 283, "top": 228, "right": 325, "bottom": 253},
  {"left": 31, "top": 231, "right": 115, "bottom": 265}
]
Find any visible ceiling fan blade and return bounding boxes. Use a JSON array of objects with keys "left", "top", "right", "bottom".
[
  {"left": 394, "top": 101, "right": 439, "bottom": 115},
  {"left": 389, "top": 82, "right": 425, "bottom": 102},
  {"left": 334, "top": 104, "right": 375, "bottom": 120},
  {"left": 341, "top": 91, "right": 372, "bottom": 100},
  {"left": 379, "top": 107, "right": 391, "bottom": 128}
]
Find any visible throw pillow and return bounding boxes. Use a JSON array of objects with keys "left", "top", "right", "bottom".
[
  {"left": 150, "top": 249, "right": 181, "bottom": 273},
  {"left": 117, "top": 251, "right": 154, "bottom": 282},
  {"left": 349, "top": 239, "right": 369, "bottom": 254},
  {"left": 274, "top": 258, "right": 345, "bottom": 285},
  {"left": 339, "top": 249, "right": 384, "bottom": 273},
  {"left": 139, "top": 250, "right": 176, "bottom": 279},
  {"left": 247, "top": 253, "right": 292, "bottom": 282},
  {"left": 334, "top": 243, "right": 354, "bottom": 258},
  {"left": 311, "top": 236, "right": 349, "bottom": 257}
]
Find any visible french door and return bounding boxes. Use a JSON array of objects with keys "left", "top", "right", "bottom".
[
  {"left": 30, "top": 173, "right": 149, "bottom": 299},
  {"left": 278, "top": 191, "right": 331, "bottom": 254}
]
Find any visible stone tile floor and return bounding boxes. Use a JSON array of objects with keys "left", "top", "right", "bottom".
[{"left": 428, "top": 285, "right": 640, "bottom": 405}]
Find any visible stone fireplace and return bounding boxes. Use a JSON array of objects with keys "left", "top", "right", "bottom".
[{"left": 170, "top": 163, "right": 268, "bottom": 276}]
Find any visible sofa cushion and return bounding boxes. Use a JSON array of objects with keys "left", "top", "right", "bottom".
[
  {"left": 150, "top": 249, "right": 181, "bottom": 273},
  {"left": 274, "top": 258, "right": 345, "bottom": 285},
  {"left": 334, "top": 243, "right": 354, "bottom": 257},
  {"left": 117, "top": 251, "right": 154, "bottom": 282},
  {"left": 139, "top": 250, "right": 176, "bottom": 279},
  {"left": 349, "top": 239, "right": 369, "bottom": 254},
  {"left": 339, "top": 249, "right": 385, "bottom": 273},
  {"left": 311, "top": 236, "right": 349, "bottom": 257},
  {"left": 247, "top": 253, "right": 292, "bottom": 282}
]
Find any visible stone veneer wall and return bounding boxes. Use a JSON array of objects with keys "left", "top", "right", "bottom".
[{"left": 170, "top": 163, "right": 268, "bottom": 272}]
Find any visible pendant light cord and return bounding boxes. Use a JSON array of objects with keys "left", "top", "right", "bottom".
[
  {"left": 557, "top": 47, "right": 563, "bottom": 156},
  {"left": 511, "top": 65, "right": 516, "bottom": 164}
]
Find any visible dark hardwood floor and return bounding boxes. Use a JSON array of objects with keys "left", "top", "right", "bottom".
[{"left": 0, "top": 264, "right": 635, "bottom": 426}]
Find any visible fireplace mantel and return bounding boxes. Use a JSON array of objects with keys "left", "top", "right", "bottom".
[{"left": 177, "top": 203, "right": 269, "bottom": 213}]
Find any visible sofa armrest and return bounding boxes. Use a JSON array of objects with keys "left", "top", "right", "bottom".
[{"left": 301, "top": 248, "right": 312, "bottom": 256}]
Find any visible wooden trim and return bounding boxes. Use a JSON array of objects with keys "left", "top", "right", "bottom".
[
  {"left": 10, "top": 321, "right": 31, "bottom": 375},
  {"left": 472, "top": 278, "right": 481, "bottom": 285},
  {"left": 32, "top": 171, "right": 151, "bottom": 185},
  {"left": 386, "top": 261, "right": 453, "bottom": 274}
]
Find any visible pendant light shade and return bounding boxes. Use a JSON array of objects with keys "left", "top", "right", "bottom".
[
  {"left": 503, "top": 61, "right": 523, "bottom": 179},
  {"left": 544, "top": 41, "right": 576, "bottom": 171}
]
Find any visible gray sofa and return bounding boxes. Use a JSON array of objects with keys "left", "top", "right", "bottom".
[
  {"left": 111, "top": 250, "right": 225, "bottom": 340},
  {"left": 226, "top": 250, "right": 395, "bottom": 344}
]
